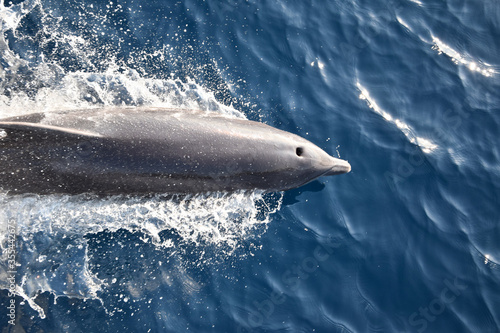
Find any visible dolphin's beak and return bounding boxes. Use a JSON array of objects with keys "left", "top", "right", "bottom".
[{"left": 323, "top": 157, "right": 351, "bottom": 176}]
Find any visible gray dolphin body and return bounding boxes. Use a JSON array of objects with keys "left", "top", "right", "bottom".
[{"left": 0, "top": 108, "right": 350, "bottom": 194}]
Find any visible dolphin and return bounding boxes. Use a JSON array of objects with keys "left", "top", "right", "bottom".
[{"left": 0, "top": 108, "right": 350, "bottom": 194}]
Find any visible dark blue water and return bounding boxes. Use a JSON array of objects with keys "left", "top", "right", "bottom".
[{"left": 1, "top": 0, "right": 499, "bottom": 332}]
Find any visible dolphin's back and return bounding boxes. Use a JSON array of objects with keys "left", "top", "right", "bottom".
[{"left": 0, "top": 108, "right": 350, "bottom": 194}]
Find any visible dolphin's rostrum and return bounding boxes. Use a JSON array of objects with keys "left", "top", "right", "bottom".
[{"left": 0, "top": 108, "right": 350, "bottom": 194}]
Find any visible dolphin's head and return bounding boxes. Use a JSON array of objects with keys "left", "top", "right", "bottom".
[
  {"left": 250, "top": 131, "right": 351, "bottom": 192},
  {"left": 294, "top": 142, "right": 351, "bottom": 177},
  {"left": 286, "top": 136, "right": 350, "bottom": 186}
]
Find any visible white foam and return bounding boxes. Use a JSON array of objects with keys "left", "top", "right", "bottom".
[
  {"left": 0, "top": 191, "right": 282, "bottom": 313},
  {"left": 0, "top": 0, "right": 279, "bottom": 316}
]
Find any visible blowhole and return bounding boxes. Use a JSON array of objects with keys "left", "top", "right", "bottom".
[{"left": 296, "top": 147, "right": 304, "bottom": 157}]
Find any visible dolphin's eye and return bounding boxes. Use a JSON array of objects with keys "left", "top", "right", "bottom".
[{"left": 296, "top": 147, "right": 303, "bottom": 157}]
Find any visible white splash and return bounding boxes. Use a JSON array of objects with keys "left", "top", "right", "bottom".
[
  {"left": 0, "top": 192, "right": 281, "bottom": 253},
  {"left": 0, "top": 0, "right": 280, "bottom": 317},
  {"left": 0, "top": 191, "right": 282, "bottom": 314},
  {"left": 356, "top": 81, "right": 438, "bottom": 153}
]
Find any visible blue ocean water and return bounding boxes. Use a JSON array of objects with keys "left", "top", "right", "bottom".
[{"left": 0, "top": 0, "right": 499, "bottom": 332}]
